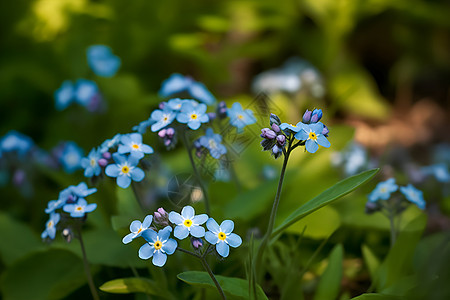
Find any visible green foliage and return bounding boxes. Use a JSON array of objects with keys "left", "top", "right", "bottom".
[
  {"left": 314, "top": 244, "right": 344, "bottom": 300},
  {"left": 99, "top": 277, "right": 172, "bottom": 298}
]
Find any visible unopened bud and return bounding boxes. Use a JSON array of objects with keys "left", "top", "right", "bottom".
[
  {"left": 276, "top": 135, "right": 286, "bottom": 146},
  {"left": 158, "top": 129, "right": 167, "bottom": 138},
  {"left": 271, "top": 123, "right": 280, "bottom": 133},
  {"left": 98, "top": 158, "right": 108, "bottom": 167},
  {"left": 302, "top": 109, "right": 312, "bottom": 123},
  {"left": 102, "top": 152, "right": 111, "bottom": 159}
]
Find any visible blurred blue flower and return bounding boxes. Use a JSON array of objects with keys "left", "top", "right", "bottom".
[
  {"left": 60, "top": 182, "right": 97, "bottom": 200},
  {"left": 59, "top": 142, "right": 83, "bottom": 173},
  {"left": 400, "top": 184, "right": 425, "bottom": 210},
  {"left": 105, "top": 153, "right": 145, "bottom": 188},
  {"left": 176, "top": 102, "right": 209, "bottom": 130},
  {"left": 118, "top": 133, "right": 154, "bottom": 159},
  {"left": 87, "top": 45, "right": 121, "bottom": 77},
  {"left": 54, "top": 81, "right": 74, "bottom": 111},
  {"left": 199, "top": 128, "right": 227, "bottom": 159},
  {"left": 167, "top": 98, "right": 184, "bottom": 111},
  {"left": 139, "top": 226, "right": 177, "bottom": 267},
  {"left": 63, "top": 198, "right": 97, "bottom": 217},
  {"left": 421, "top": 164, "right": 450, "bottom": 183},
  {"left": 368, "top": 178, "right": 398, "bottom": 202},
  {"left": 0, "top": 131, "right": 34, "bottom": 156},
  {"left": 227, "top": 102, "right": 256, "bottom": 131},
  {"left": 294, "top": 123, "right": 330, "bottom": 153},
  {"left": 122, "top": 215, "right": 153, "bottom": 244},
  {"left": 204, "top": 218, "right": 242, "bottom": 258},
  {"left": 41, "top": 213, "right": 60, "bottom": 240},
  {"left": 133, "top": 119, "right": 154, "bottom": 134},
  {"left": 169, "top": 205, "right": 208, "bottom": 240},
  {"left": 150, "top": 108, "right": 176, "bottom": 132},
  {"left": 44, "top": 198, "right": 65, "bottom": 214},
  {"left": 100, "top": 134, "right": 121, "bottom": 153},
  {"left": 81, "top": 148, "right": 102, "bottom": 177},
  {"left": 74, "top": 79, "right": 101, "bottom": 109},
  {"left": 159, "top": 73, "right": 216, "bottom": 105}
]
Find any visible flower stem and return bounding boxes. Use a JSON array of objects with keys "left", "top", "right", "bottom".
[
  {"left": 76, "top": 227, "right": 100, "bottom": 300},
  {"left": 177, "top": 247, "right": 226, "bottom": 300},
  {"left": 388, "top": 209, "right": 397, "bottom": 247},
  {"left": 181, "top": 130, "right": 211, "bottom": 215}
]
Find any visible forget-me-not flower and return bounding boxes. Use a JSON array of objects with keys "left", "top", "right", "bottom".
[
  {"left": 81, "top": 148, "right": 102, "bottom": 177},
  {"left": 400, "top": 184, "right": 426, "bottom": 210},
  {"left": 227, "top": 102, "right": 256, "bottom": 130},
  {"left": 167, "top": 98, "right": 184, "bottom": 111},
  {"left": 87, "top": 45, "right": 121, "bottom": 77},
  {"left": 169, "top": 206, "right": 208, "bottom": 240},
  {"left": 205, "top": 218, "right": 242, "bottom": 258},
  {"left": 294, "top": 122, "right": 330, "bottom": 153},
  {"left": 176, "top": 102, "right": 209, "bottom": 130},
  {"left": 105, "top": 153, "right": 145, "bottom": 188},
  {"left": 421, "top": 164, "right": 450, "bottom": 183},
  {"left": 0, "top": 131, "right": 34, "bottom": 156},
  {"left": 150, "top": 108, "right": 176, "bottom": 132},
  {"left": 139, "top": 226, "right": 177, "bottom": 267},
  {"left": 59, "top": 182, "right": 97, "bottom": 202},
  {"left": 368, "top": 178, "right": 398, "bottom": 202},
  {"left": 118, "top": 133, "right": 154, "bottom": 159},
  {"left": 100, "top": 134, "right": 121, "bottom": 153},
  {"left": 54, "top": 81, "right": 74, "bottom": 110},
  {"left": 198, "top": 128, "right": 227, "bottom": 159},
  {"left": 41, "top": 213, "right": 60, "bottom": 240},
  {"left": 122, "top": 215, "right": 153, "bottom": 244},
  {"left": 63, "top": 198, "right": 97, "bottom": 217},
  {"left": 59, "top": 142, "right": 83, "bottom": 173},
  {"left": 159, "top": 73, "right": 216, "bottom": 105},
  {"left": 74, "top": 79, "right": 99, "bottom": 107}
]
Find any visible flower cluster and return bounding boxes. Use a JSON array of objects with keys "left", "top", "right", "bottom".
[
  {"left": 159, "top": 73, "right": 216, "bottom": 105},
  {"left": 122, "top": 206, "right": 242, "bottom": 267},
  {"left": 260, "top": 109, "right": 330, "bottom": 158},
  {"left": 365, "top": 178, "right": 426, "bottom": 214},
  {"left": 42, "top": 182, "right": 97, "bottom": 240}
]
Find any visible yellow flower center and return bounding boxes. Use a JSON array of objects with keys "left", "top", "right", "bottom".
[
  {"left": 76, "top": 206, "right": 83, "bottom": 211},
  {"left": 122, "top": 166, "right": 130, "bottom": 174},
  {"left": 380, "top": 187, "right": 387, "bottom": 193},
  {"left": 183, "top": 219, "right": 193, "bottom": 227},
  {"left": 154, "top": 241, "right": 162, "bottom": 250},
  {"left": 191, "top": 113, "right": 198, "bottom": 120},
  {"left": 132, "top": 143, "right": 140, "bottom": 149},
  {"left": 163, "top": 116, "right": 169, "bottom": 122},
  {"left": 238, "top": 114, "right": 244, "bottom": 120},
  {"left": 137, "top": 227, "right": 142, "bottom": 234},
  {"left": 308, "top": 131, "right": 317, "bottom": 141},
  {"left": 90, "top": 159, "right": 96, "bottom": 167},
  {"left": 218, "top": 232, "right": 226, "bottom": 241},
  {"left": 47, "top": 221, "right": 53, "bottom": 228},
  {"left": 209, "top": 140, "right": 217, "bottom": 149}
]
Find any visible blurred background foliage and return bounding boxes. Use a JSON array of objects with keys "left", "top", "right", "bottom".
[{"left": 1, "top": 0, "right": 449, "bottom": 299}]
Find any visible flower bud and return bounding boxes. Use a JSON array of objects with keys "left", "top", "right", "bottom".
[
  {"left": 302, "top": 109, "right": 312, "bottom": 123},
  {"left": 192, "top": 238, "right": 203, "bottom": 249},
  {"left": 158, "top": 129, "right": 167, "bottom": 138},
  {"left": 310, "top": 109, "right": 322, "bottom": 123},
  {"left": 166, "top": 128, "right": 175, "bottom": 137},
  {"left": 271, "top": 145, "right": 283, "bottom": 159},
  {"left": 365, "top": 201, "right": 379, "bottom": 214},
  {"left": 276, "top": 135, "right": 286, "bottom": 146},
  {"left": 98, "top": 158, "right": 108, "bottom": 167},
  {"left": 217, "top": 101, "right": 228, "bottom": 118},
  {"left": 271, "top": 123, "right": 280, "bottom": 133},
  {"left": 102, "top": 152, "right": 111, "bottom": 159},
  {"left": 321, "top": 125, "right": 329, "bottom": 137},
  {"left": 154, "top": 207, "right": 169, "bottom": 227},
  {"left": 207, "top": 112, "right": 217, "bottom": 121},
  {"left": 159, "top": 102, "right": 166, "bottom": 109},
  {"left": 270, "top": 113, "right": 281, "bottom": 126}
]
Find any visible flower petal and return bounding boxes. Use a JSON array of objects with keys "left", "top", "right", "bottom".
[
  {"left": 226, "top": 233, "right": 242, "bottom": 248},
  {"left": 181, "top": 206, "right": 195, "bottom": 219},
  {"left": 117, "top": 175, "right": 132, "bottom": 188},
  {"left": 138, "top": 243, "right": 154, "bottom": 259},
  {"left": 192, "top": 214, "right": 208, "bottom": 225},
  {"left": 105, "top": 164, "right": 120, "bottom": 177},
  {"left": 216, "top": 241, "right": 230, "bottom": 257},
  {"left": 142, "top": 215, "right": 153, "bottom": 228},
  {"left": 131, "top": 168, "right": 145, "bottom": 182},
  {"left": 141, "top": 228, "right": 158, "bottom": 243},
  {"left": 174, "top": 225, "right": 189, "bottom": 240},
  {"left": 316, "top": 135, "right": 330, "bottom": 148},
  {"left": 122, "top": 232, "right": 135, "bottom": 244},
  {"left": 205, "top": 231, "right": 218, "bottom": 244},
  {"left": 140, "top": 144, "right": 154, "bottom": 154},
  {"left": 206, "top": 218, "right": 220, "bottom": 234},
  {"left": 152, "top": 250, "right": 167, "bottom": 267},
  {"left": 158, "top": 226, "right": 172, "bottom": 242},
  {"left": 305, "top": 139, "right": 319, "bottom": 153},
  {"left": 162, "top": 239, "right": 177, "bottom": 255},
  {"left": 220, "top": 220, "right": 234, "bottom": 234},
  {"left": 190, "top": 225, "right": 205, "bottom": 238},
  {"left": 169, "top": 212, "right": 183, "bottom": 225},
  {"left": 130, "top": 220, "right": 142, "bottom": 232}
]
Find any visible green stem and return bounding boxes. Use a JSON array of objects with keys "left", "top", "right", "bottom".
[
  {"left": 181, "top": 131, "right": 211, "bottom": 215},
  {"left": 388, "top": 209, "right": 397, "bottom": 247},
  {"left": 177, "top": 247, "right": 226, "bottom": 300},
  {"left": 76, "top": 227, "right": 100, "bottom": 300}
]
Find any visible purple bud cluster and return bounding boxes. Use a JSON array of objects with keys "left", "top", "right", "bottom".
[
  {"left": 260, "top": 114, "right": 286, "bottom": 159},
  {"left": 217, "top": 101, "right": 228, "bottom": 119},
  {"left": 158, "top": 128, "right": 177, "bottom": 149},
  {"left": 153, "top": 207, "right": 169, "bottom": 227}
]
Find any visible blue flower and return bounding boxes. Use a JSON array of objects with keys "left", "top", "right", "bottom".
[
  {"left": 368, "top": 178, "right": 398, "bottom": 202},
  {"left": 279, "top": 122, "right": 302, "bottom": 134},
  {"left": 0, "top": 131, "right": 34, "bottom": 156},
  {"left": 294, "top": 122, "right": 330, "bottom": 153},
  {"left": 176, "top": 101, "right": 209, "bottom": 130},
  {"left": 227, "top": 102, "right": 256, "bottom": 130},
  {"left": 122, "top": 215, "right": 153, "bottom": 244},
  {"left": 54, "top": 81, "right": 74, "bottom": 110},
  {"left": 105, "top": 153, "right": 145, "bottom": 188},
  {"left": 204, "top": 218, "right": 242, "bottom": 258},
  {"left": 133, "top": 119, "right": 154, "bottom": 134},
  {"left": 44, "top": 199, "right": 65, "bottom": 214},
  {"left": 41, "top": 213, "right": 60, "bottom": 240},
  {"left": 59, "top": 142, "right": 83, "bottom": 173},
  {"left": 169, "top": 206, "right": 208, "bottom": 240},
  {"left": 63, "top": 198, "right": 97, "bottom": 217},
  {"left": 139, "top": 226, "right": 177, "bottom": 267},
  {"left": 150, "top": 108, "right": 176, "bottom": 132},
  {"left": 421, "top": 164, "right": 450, "bottom": 183},
  {"left": 400, "top": 184, "right": 426, "bottom": 210},
  {"left": 86, "top": 45, "right": 121, "bottom": 77},
  {"left": 81, "top": 148, "right": 102, "bottom": 177},
  {"left": 100, "top": 134, "right": 121, "bottom": 153},
  {"left": 60, "top": 182, "right": 97, "bottom": 201},
  {"left": 118, "top": 133, "right": 154, "bottom": 159},
  {"left": 167, "top": 98, "right": 184, "bottom": 111},
  {"left": 159, "top": 74, "right": 216, "bottom": 105},
  {"left": 74, "top": 79, "right": 100, "bottom": 107},
  {"left": 198, "top": 128, "right": 227, "bottom": 159}
]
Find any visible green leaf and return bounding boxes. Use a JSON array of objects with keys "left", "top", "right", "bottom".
[
  {"left": 351, "top": 294, "right": 403, "bottom": 300},
  {"left": 362, "top": 244, "right": 380, "bottom": 280},
  {"left": 177, "top": 271, "right": 268, "bottom": 300},
  {"left": 99, "top": 277, "right": 169, "bottom": 297},
  {"left": 1, "top": 249, "right": 85, "bottom": 300},
  {"left": 314, "top": 244, "right": 344, "bottom": 300},
  {"left": 0, "top": 212, "right": 42, "bottom": 266},
  {"left": 272, "top": 169, "right": 379, "bottom": 236}
]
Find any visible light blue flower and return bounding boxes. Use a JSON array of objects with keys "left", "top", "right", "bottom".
[
  {"left": 176, "top": 101, "right": 209, "bottom": 130},
  {"left": 294, "top": 122, "right": 330, "bottom": 153},
  {"left": 41, "top": 213, "right": 60, "bottom": 240},
  {"left": 167, "top": 98, "right": 184, "bottom": 111},
  {"left": 54, "top": 81, "right": 74, "bottom": 110},
  {"left": 59, "top": 182, "right": 97, "bottom": 201},
  {"left": 133, "top": 119, "right": 154, "bottom": 134},
  {"left": 100, "top": 134, "right": 121, "bottom": 153},
  {"left": 227, "top": 102, "right": 256, "bottom": 130},
  {"left": 45, "top": 198, "right": 65, "bottom": 214},
  {"left": 63, "top": 198, "right": 97, "bottom": 217},
  {"left": 87, "top": 45, "right": 121, "bottom": 77},
  {"left": 122, "top": 215, "right": 153, "bottom": 244},
  {"left": 279, "top": 122, "right": 302, "bottom": 134},
  {"left": 368, "top": 178, "right": 398, "bottom": 202},
  {"left": 74, "top": 79, "right": 99, "bottom": 107},
  {"left": 421, "top": 164, "right": 450, "bottom": 183},
  {"left": 81, "top": 148, "right": 102, "bottom": 177},
  {"left": 159, "top": 74, "right": 216, "bottom": 105},
  {"left": 150, "top": 108, "right": 177, "bottom": 132},
  {"left": 0, "top": 131, "right": 34, "bottom": 156},
  {"left": 400, "top": 184, "right": 426, "bottom": 210},
  {"left": 118, "top": 133, "right": 154, "bottom": 159},
  {"left": 105, "top": 153, "right": 145, "bottom": 188},
  {"left": 204, "top": 218, "right": 242, "bottom": 258},
  {"left": 59, "top": 142, "right": 83, "bottom": 173},
  {"left": 169, "top": 206, "right": 208, "bottom": 240},
  {"left": 198, "top": 128, "right": 227, "bottom": 159},
  {"left": 139, "top": 226, "right": 177, "bottom": 267}
]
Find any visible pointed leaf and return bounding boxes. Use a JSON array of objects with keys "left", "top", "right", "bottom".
[
  {"left": 314, "top": 244, "right": 344, "bottom": 300},
  {"left": 99, "top": 277, "right": 170, "bottom": 298}
]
